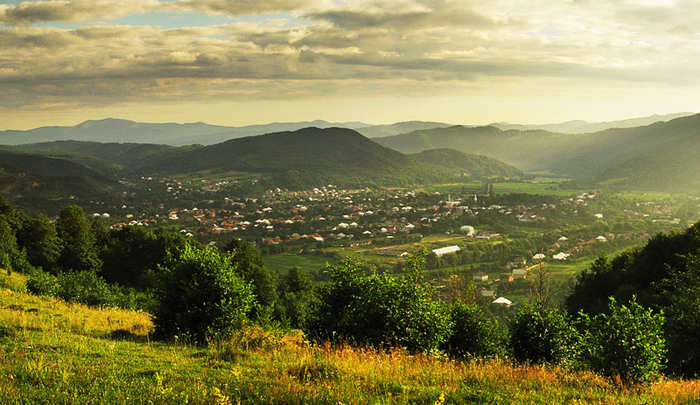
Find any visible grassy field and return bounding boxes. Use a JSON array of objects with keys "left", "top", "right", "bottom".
[
  {"left": 263, "top": 253, "right": 332, "bottom": 275},
  {"left": 2, "top": 268, "right": 700, "bottom": 404}
]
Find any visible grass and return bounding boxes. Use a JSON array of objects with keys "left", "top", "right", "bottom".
[
  {"left": 263, "top": 253, "right": 332, "bottom": 275},
  {"left": 2, "top": 270, "right": 700, "bottom": 404}
]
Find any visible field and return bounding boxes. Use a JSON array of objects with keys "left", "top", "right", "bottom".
[
  {"left": 263, "top": 253, "right": 331, "bottom": 275},
  {"left": 2, "top": 269, "right": 700, "bottom": 405}
]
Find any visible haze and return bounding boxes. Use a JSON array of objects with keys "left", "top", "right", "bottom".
[{"left": 1, "top": 0, "right": 700, "bottom": 130}]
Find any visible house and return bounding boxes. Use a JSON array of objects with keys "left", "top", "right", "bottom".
[
  {"left": 432, "top": 245, "right": 461, "bottom": 256},
  {"left": 553, "top": 252, "right": 570, "bottom": 260},
  {"left": 596, "top": 235, "right": 607, "bottom": 242},
  {"left": 473, "top": 272, "right": 488, "bottom": 282},
  {"left": 512, "top": 269, "right": 527, "bottom": 279},
  {"left": 492, "top": 297, "right": 513, "bottom": 306},
  {"left": 477, "top": 288, "right": 496, "bottom": 298},
  {"left": 532, "top": 253, "right": 546, "bottom": 260},
  {"left": 512, "top": 257, "right": 527, "bottom": 266}
]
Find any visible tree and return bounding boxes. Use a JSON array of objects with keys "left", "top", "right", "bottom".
[
  {"left": 276, "top": 266, "right": 319, "bottom": 329},
  {"left": 16, "top": 215, "right": 61, "bottom": 271},
  {"left": 310, "top": 254, "right": 452, "bottom": 353},
  {"left": 445, "top": 301, "right": 505, "bottom": 359},
  {"left": 55, "top": 205, "right": 101, "bottom": 272},
  {"left": 223, "top": 238, "right": 278, "bottom": 310},
  {"left": 579, "top": 297, "right": 665, "bottom": 384},
  {"left": 509, "top": 305, "right": 579, "bottom": 367},
  {"left": 153, "top": 244, "right": 255, "bottom": 342}
]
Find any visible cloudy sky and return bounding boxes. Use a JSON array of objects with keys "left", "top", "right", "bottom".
[{"left": 1, "top": 0, "right": 699, "bottom": 130}]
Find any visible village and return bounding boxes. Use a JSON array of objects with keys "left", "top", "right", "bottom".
[{"left": 75, "top": 175, "right": 694, "bottom": 308}]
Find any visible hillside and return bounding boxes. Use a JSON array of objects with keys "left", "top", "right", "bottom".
[
  {"left": 355, "top": 121, "right": 453, "bottom": 138},
  {"left": 0, "top": 149, "right": 119, "bottom": 213},
  {"left": 491, "top": 112, "right": 694, "bottom": 134},
  {"left": 1, "top": 271, "right": 698, "bottom": 404},
  {"left": 409, "top": 148, "right": 523, "bottom": 179},
  {"left": 17, "top": 141, "right": 189, "bottom": 172},
  {"left": 141, "top": 127, "right": 455, "bottom": 189}
]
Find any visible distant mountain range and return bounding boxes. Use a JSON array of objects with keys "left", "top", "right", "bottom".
[
  {"left": 2, "top": 111, "right": 699, "bottom": 198},
  {"left": 1, "top": 113, "right": 691, "bottom": 146}
]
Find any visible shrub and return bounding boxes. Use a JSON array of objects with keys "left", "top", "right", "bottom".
[
  {"left": 55, "top": 270, "right": 115, "bottom": 308},
  {"left": 27, "top": 269, "right": 60, "bottom": 297},
  {"left": 444, "top": 301, "right": 505, "bottom": 359},
  {"left": 310, "top": 254, "right": 452, "bottom": 353},
  {"left": 579, "top": 297, "right": 666, "bottom": 384},
  {"left": 153, "top": 244, "right": 255, "bottom": 343},
  {"left": 509, "top": 305, "right": 579, "bottom": 367}
]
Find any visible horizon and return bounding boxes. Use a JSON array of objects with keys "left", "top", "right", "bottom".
[
  {"left": 2, "top": 111, "right": 697, "bottom": 133},
  {"left": 2, "top": 1, "right": 700, "bottom": 131}
]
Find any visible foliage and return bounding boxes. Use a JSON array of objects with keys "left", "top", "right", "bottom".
[
  {"left": 15, "top": 214, "right": 61, "bottom": 271},
  {"left": 310, "top": 254, "right": 452, "bottom": 353},
  {"left": 578, "top": 297, "right": 666, "bottom": 385},
  {"left": 223, "top": 238, "right": 278, "bottom": 311},
  {"left": 55, "top": 205, "right": 101, "bottom": 272},
  {"left": 444, "top": 300, "right": 505, "bottom": 359},
  {"left": 54, "top": 270, "right": 116, "bottom": 308},
  {"left": 275, "top": 266, "right": 319, "bottom": 329},
  {"left": 509, "top": 305, "right": 579, "bottom": 367},
  {"left": 153, "top": 244, "right": 255, "bottom": 343}
]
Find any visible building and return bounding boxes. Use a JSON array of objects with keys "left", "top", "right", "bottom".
[{"left": 432, "top": 245, "right": 461, "bottom": 256}]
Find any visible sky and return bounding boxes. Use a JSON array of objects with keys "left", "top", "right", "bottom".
[{"left": 1, "top": 0, "right": 700, "bottom": 130}]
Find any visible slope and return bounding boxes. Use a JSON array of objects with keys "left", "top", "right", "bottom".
[{"left": 408, "top": 148, "right": 523, "bottom": 179}]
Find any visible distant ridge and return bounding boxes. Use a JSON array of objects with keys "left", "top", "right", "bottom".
[
  {"left": 0, "top": 118, "right": 370, "bottom": 147},
  {"left": 491, "top": 112, "right": 694, "bottom": 134}
]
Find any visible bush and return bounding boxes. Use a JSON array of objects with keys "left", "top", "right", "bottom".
[
  {"left": 509, "top": 305, "right": 579, "bottom": 367},
  {"left": 55, "top": 270, "right": 115, "bottom": 308},
  {"left": 153, "top": 244, "right": 255, "bottom": 343},
  {"left": 444, "top": 301, "right": 505, "bottom": 359},
  {"left": 310, "top": 254, "right": 452, "bottom": 353},
  {"left": 579, "top": 297, "right": 666, "bottom": 384},
  {"left": 27, "top": 269, "right": 59, "bottom": 297}
]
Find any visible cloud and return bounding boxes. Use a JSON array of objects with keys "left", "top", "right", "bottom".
[
  {"left": 0, "top": 0, "right": 161, "bottom": 25},
  {"left": 1, "top": 0, "right": 700, "bottom": 113}
]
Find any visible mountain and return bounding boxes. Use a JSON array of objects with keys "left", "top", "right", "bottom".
[
  {"left": 491, "top": 112, "right": 694, "bottom": 134},
  {"left": 408, "top": 149, "right": 523, "bottom": 179},
  {"left": 355, "top": 121, "right": 454, "bottom": 138},
  {"left": 139, "top": 127, "right": 456, "bottom": 189},
  {"left": 0, "top": 119, "right": 370, "bottom": 147},
  {"left": 376, "top": 113, "right": 700, "bottom": 191}
]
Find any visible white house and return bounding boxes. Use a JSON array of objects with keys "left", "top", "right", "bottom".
[
  {"left": 432, "top": 245, "right": 461, "bottom": 256},
  {"left": 553, "top": 252, "right": 570, "bottom": 260},
  {"left": 492, "top": 297, "right": 513, "bottom": 306}
]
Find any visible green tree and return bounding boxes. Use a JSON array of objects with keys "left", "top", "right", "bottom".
[
  {"left": 55, "top": 205, "right": 101, "bottom": 272},
  {"left": 311, "top": 254, "right": 452, "bottom": 353},
  {"left": 153, "top": 244, "right": 255, "bottom": 342},
  {"left": 223, "top": 238, "right": 278, "bottom": 310},
  {"left": 16, "top": 215, "right": 61, "bottom": 271},
  {"left": 276, "top": 266, "right": 319, "bottom": 329},
  {"left": 509, "top": 305, "right": 579, "bottom": 367},
  {"left": 445, "top": 301, "right": 505, "bottom": 359},
  {"left": 579, "top": 297, "right": 665, "bottom": 384}
]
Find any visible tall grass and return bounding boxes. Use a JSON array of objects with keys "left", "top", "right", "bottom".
[{"left": 1, "top": 275, "right": 699, "bottom": 404}]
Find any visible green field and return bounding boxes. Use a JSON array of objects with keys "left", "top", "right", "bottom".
[{"left": 263, "top": 253, "right": 332, "bottom": 275}]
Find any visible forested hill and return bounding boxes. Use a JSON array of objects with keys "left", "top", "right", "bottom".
[
  {"left": 139, "top": 127, "right": 457, "bottom": 189},
  {"left": 376, "top": 113, "right": 700, "bottom": 191},
  {"left": 409, "top": 148, "right": 523, "bottom": 179}
]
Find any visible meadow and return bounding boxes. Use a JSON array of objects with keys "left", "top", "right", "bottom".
[{"left": 2, "top": 269, "right": 700, "bottom": 405}]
